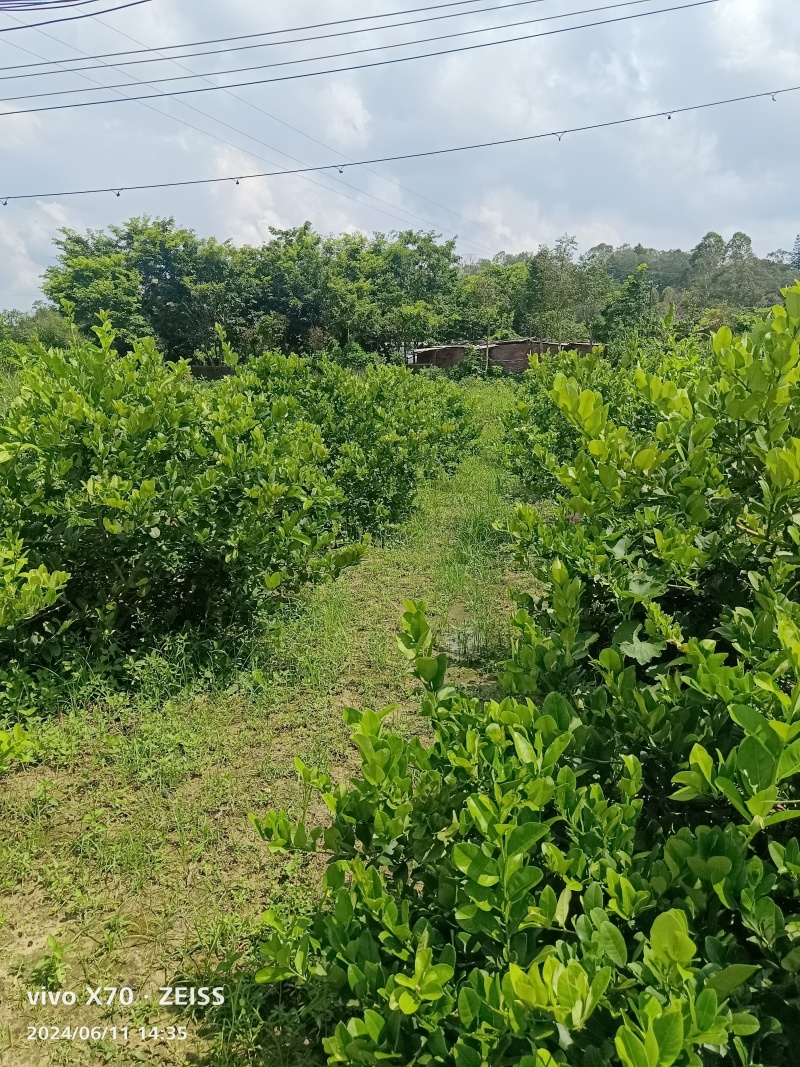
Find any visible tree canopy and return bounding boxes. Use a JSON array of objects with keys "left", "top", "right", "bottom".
[{"left": 22, "top": 216, "right": 798, "bottom": 360}]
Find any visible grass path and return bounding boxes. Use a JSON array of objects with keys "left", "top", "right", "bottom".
[{"left": 0, "top": 381, "right": 521, "bottom": 1067}]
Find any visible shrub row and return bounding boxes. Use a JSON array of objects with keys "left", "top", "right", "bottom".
[
  {"left": 245, "top": 286, "right": 800, "bottom": 1065},
  {"left": 504, "top": 325, "right": 706, "bottom": 499},
  {"left": 235, "top": 348, "right": 472, "bottom": 535},
  {"left": 0, "top": 318, "right": 471, "bottom": 714}
]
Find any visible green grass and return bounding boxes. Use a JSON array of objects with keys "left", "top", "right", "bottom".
[
  {"left": 0, "top": 379, "right": 523, "bottom": 1066},
  {"left": 0, "top": 365, "right": 17, "bottom": 418}
]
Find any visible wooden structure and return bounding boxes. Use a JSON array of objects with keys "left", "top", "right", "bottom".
[
  {"left": 408, "top": 338, "right": 595, "bottom": 374},
  {"left": 190, "top": 363, "right": 235, "bottom": 380}
]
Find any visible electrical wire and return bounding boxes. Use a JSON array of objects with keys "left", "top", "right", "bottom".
[
  {"left": 0, "top": 1, "right": 124, "bottom": 7},
  {"left": 0, "top": 0, "right": 677, "bottom": 92},
  {"left": 0, "top": 0, "right": 548, "bottom": 69},
  {"left": 0, "top": 1, "right": 676, "bottom": 102},
  {"left": 0, "top": 0, "right": 151, "bottom": 31},
  {"left": 2, "top": 84, "right": 795, "bottom": 203},
  {"left": 87, "top": 8, "right": 526, "bottom": 250},
  {"left": 0, "top": 11, "right": 503, "bottom": 253},
  {"left": 0, "top": 0, "right": 564, "bottom": 79},
  {"left": 84, "top": 10, "right": 526, "bottom": 251},
  {"left": 0, "top": 0, "right": 722, "bottom": 113},
  {"left": 0, "top": 3, "right": 101, "bottom": 9}
]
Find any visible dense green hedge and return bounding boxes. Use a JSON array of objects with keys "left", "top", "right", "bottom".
[
  {"left": 504, "top": 332, "right": 706, "bottom": 499},
  {"left": 0, "top": 319, "right": 471, "bottom": 713},
  {"left": 236, "top": 350, "right": 473, "bottom": 535},
  {"left": 245, "top": 287, "right": 800, "bottom": 1066}
]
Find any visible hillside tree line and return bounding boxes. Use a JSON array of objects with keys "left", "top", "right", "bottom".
[{"left": 2, "top": 217, "right": 798, "bottom": 361}]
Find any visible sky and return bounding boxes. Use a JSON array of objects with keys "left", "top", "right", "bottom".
[{"left": 0, "top": 0, "right": 797, "bottom": 308}]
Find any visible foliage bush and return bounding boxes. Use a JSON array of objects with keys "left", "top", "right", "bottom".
[
  {"left": 0, "top": 320, "right": 473, "bottom": 713},
  {"left": 245, "top": 287, "right": 800, "bottom": 1066},
  {"left": 507, "top": 283, "right": 800, "bottom": 641},
  {"left": 0, "top": 723, "right": 33, "bottom": 773},
  {"left": 505, "top": 327, "right": 705, "bottom": 499},
  {"left": 0, "top": 303, "right": 75, "bottom": 352},
  {"left": 249, "top": 596, "right": 779, "bottom": 1066},
  {"left": 322, "top": 340, "right": 382, "bottom": 370},
  {"left": 0, "top": 317, "right": 363, "bottom": 683},
  {"left": 237, "top": 350, "right": 474, "bottom": 535},
  {"left": 446, "top": 345, "right": 508, "bottom": 382}
]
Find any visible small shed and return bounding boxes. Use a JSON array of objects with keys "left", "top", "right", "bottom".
[{"left": 408, "top": 338, "right": 595, "bottom": 374}]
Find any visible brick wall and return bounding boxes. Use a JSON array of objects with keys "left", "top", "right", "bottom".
[
  {"left": 409, "top": 339, "right": 595, "bottom": 374},
  {"left": 190, "top": 364, "right": 235, "bottom": 380}
]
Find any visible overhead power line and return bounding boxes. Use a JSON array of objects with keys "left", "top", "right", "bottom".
[
  {"left": 0, "top": 0, "right": 722, "bottom": 114},
  {"left": 0, "top": 0, "right": 679, "bottom": 100},
  {"left": 0, "top": 0, "right": 151, "bottom": 31},
  {"left": 0, "top": 0, "right": 563, "bottom": 79},
  {"left": 0, "top": 0, "right": 678, "bottom": 95},
  {"left": 2, "top": 84, "right": 796, "bottom": 203},
  {"left": 0, "top": 10, "right": 506, "bottom": 254},
  {"left": 0, "top": 15, "right": 500, "bottom": 254},
  {"left": 0, "top": 0, "right": 543, "bottom": 68},
  {"left": 0, "top": 2, "right": 107, "bottom": 9},
  {"left": 85, "top": 8, "right": 524, "bottom": 252}
]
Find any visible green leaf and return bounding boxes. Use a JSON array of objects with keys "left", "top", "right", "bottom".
[
  {"left": 615, "top": 620, "right": 665, "bottom": 665},
  {"left": 649, "top": 910, "right": 696, "bottom": 967},
  {"left": 781, "top": 947, "right": 800, "bottom": 972},
  {"left": 466, "top": 793, "right": 498, "bottom": 836},
  {"left": 652, "top": 1010, "right": 684, "bottom": 1067},
  {"left": 694, "top": 987, "right": 718, "bottom": 1032},
  {"left": 777, "top": 739, "right": 800, "bottom": 782},
  {"left": 633, "top": 447, "right": 657, "bottom": 471},
  {"left": 555, "top": 887, "right": 572, "bottom": 926},
  {"left": 689, "top": 743, "right": 714, "bottom": 784},
  {"left": 730, "top": 1012, "right": 759, "bottom": 1036},
  {"left": 615, "top": 1027, "right": 650, "bottom": 1067},
  {"left": 598, "top": 921, "right": 627, "bottom": 966},
  {"left": 556, "top": 961, "right": 589, "bottom": 1012},
  {"left": 512, "top": 729, "right": 536, "bottom": 765},
  {"left": 453, "top": 1041, "right": 483, "bottom": 1067},
  {"left": 541, "top": 691, "right": 573, "bottom": 730},
  {"left": 705, "top": 964, "right": 759, "bottom": 998},
  {"left": 585, "top": 966, "right": 611, "bottom": 1018},
  {"left": 452, "top": 843, "right": 500, "bottom": 887},
  {"left": 457, "top": 986, "right": 482, "bottom": 1029},
  {"left": 506, "top": 821, "right": 549, "bottom": 856},
  {"left": 745, "top": 786, "right": 778, "bottom": 818},
  {"left": 737, "top": 735, "right": 777, "bottom": 794},
  {"left": 728, "top": 704, "right": 776, "bottom": 748},
  {"left": 416, "top": 656, "right": 442, "bottom": 683},
  {"left": 507, "top": 865, "right": 544, "bottom": 902},
  {"left": 714, "top": 776, "right": 750, "bottom": 818},
  {"left": 763, "top": 808, "right": 800, "bottom": 828},
  {"left": 396, "top": 988, "right": 419, "bottom": 1014},
  {"left": 508, "top": 962, "right": 548, "bottom": 1008}
]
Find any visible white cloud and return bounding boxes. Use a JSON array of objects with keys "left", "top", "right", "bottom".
[
  {"left": 210, "top": 147, "right": 285, "bottom": 245},
  {"left": 319, "top": 80, "right": 371, "bottom": 149},
  {"left": 0, "top": 109, "right": 43, "bottom": 151},
  {"left": 0, "top": 213, "right": 51, "bottom": 308},
  {"left": 0, "top": 0, "right": 797, "bottom": 306},
  {"left": 712, "top": 0, "right": 800, "bottom": 78}
]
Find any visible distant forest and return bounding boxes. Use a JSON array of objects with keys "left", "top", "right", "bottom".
[{"left": 2, "top": 218, "right": 799, "bottom": 362}]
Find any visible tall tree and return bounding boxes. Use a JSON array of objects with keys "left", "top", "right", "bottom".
[
  {"left": 688, "top": 231, "right": 726, "bottom": 305},
  {"left": 719, "top": 231, "right": 760, "bottom": 306},
  {"left": 595, "top": 264, "right": 658, "bottom": 349},
  {"left": 523, "top": 235, "right": 583, "bottom": 342}
]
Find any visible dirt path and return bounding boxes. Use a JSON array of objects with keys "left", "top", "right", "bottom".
[{"left": 0, "top": 381, "right": 523, "bottom": 1067}]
